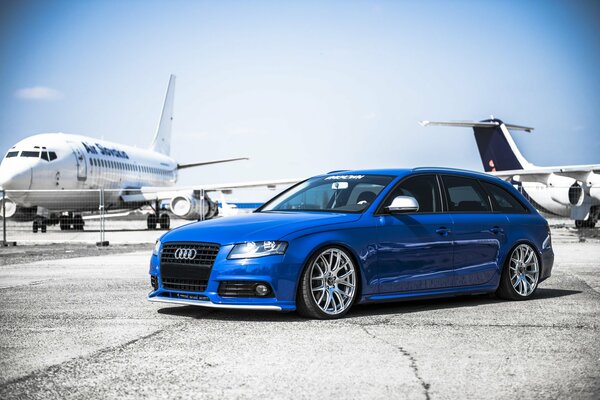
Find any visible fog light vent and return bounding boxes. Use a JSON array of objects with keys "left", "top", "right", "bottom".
[
  {"left": 218, "top": 281, "right": 273, "bottom": 298},
  {"left": 150, "top": 275, "right": 158, "bottom": 290}
]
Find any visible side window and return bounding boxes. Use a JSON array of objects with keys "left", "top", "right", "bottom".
[
  {"left": 382, "top": 175, "right": 441, "bottom": 213},
  {"left": 442, "top": 175, "right": 491, "bottom": 212},
  {"left": 481, "top": 181, "right": 527, "bottom": 213}
]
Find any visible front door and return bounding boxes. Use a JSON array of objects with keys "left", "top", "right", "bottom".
[
  {"left": 70, "top": 143, "right": 87, "bottom": 182},
  {"left": 376, "top": 174, "right": 454, "bottom": 293}
]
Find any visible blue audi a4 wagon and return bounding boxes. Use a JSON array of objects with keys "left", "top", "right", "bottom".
[{"left": 148, "top": 168, "right": 554, "bottom": 319}]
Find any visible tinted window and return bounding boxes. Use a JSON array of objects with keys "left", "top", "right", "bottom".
[
  {"left": 481, "top": 181, "right": 527, "bottom": 213},
  {"left": 382, "top": 174, "right": 441, "bottom": 213},
  {"left": 6, "top": 151, "right": 18, "bottom": 158},
  {"left": 21, "top": 151, "right": 40, "bottom": 158},
  {"left": 49, "top": 152, "right": 57, "bottom": 161},
  {"left": 442, "top": 175, "right": 491, "bottom": 212}
]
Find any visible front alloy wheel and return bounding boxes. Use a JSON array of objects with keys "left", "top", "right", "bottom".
[
  {"left": 497, "top": 243, "right": 540, "bottom": 300},
  {"left": 297, "top": 247, "right": 357, "bottom": 319}
]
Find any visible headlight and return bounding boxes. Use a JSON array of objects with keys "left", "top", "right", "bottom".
[
  {"left": 152, "top": 240, "right": 161, "bottom": 256},
  {"left": 228, "top": 241, "right": 288, "bottom": 259}
]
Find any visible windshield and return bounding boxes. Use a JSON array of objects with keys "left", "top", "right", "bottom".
[{"left": 259, "top": 174, "right": 394, "bottom": 214}]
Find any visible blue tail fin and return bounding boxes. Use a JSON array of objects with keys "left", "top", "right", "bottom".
[
  {"left": 420, "top": 118, "right": 534, "bottom": 172},
  {"left": 474, "top": 119, "right": 525, "bottom": 172}
]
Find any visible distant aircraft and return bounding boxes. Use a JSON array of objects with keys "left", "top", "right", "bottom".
[
  {"left": 0, "top": 75, "right": 297, "bottom": 232},
  {"left": 420, "top": 118, "right": 600, "bottom": 228}
]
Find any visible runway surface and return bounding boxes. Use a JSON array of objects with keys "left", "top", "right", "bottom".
[{"left": 0, "top": 231, "right": 598, "bottom": 399}]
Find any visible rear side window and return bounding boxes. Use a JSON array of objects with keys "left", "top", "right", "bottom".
[
  {"left": 442, "top": 175, "right": 491, "bottom": 212},
  {"left": 481, "top": 181, "right": 527, "bottom": 213},
  {"left": 381, "top": 174, "right": 442, "bottom": 213}
]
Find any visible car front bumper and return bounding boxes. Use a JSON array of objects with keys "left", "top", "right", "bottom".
[{"left": 147, "top": 245, "right": 300, "bottom": 312}]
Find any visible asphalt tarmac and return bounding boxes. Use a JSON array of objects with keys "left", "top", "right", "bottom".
[{"left": 0, "top": 230, "right": 598, "bottom": 399}]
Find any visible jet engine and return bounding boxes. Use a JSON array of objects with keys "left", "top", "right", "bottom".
[
  {"left": 169, "top": 191, "right": 218, "bottom": 220},
  {"left": 550, "top": 182, "right": 584, "bottom": 207},
  {"left": 0, "top": 197, "right": 22, "bottom": 219}
]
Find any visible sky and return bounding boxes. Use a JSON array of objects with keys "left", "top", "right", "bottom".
[{"left": 1, "top": 0, "right": 599, "bottom": 191}]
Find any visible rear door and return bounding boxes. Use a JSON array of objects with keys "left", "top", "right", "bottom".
[
  {"left": 441, "top": 175, "right": 509, "bottom": 287},
  {"left": 376, "top": 174, "right": 454, "bottom": 293}
]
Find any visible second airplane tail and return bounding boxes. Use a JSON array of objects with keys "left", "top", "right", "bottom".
[
  {"left": 150, "top": 74, "right": 176, "bottom": 156},
  {"left": 420, "top": 118, "right": 535, "bottom": 172}
]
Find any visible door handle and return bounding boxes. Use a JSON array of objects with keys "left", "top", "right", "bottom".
[
  {"left": 489, "top": 226, "right": 504, "bottom": 234},
  {"left": 436, "top": 227, "right": 451, "bottom": 236}
]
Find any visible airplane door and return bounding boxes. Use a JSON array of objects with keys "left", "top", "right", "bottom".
[{"left": 69, "top": 143, "right": 87, "bottom": 181}]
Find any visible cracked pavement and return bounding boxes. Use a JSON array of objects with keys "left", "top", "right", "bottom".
[{"left": 0, "top": 233, "right": 598, "bottom": 399}]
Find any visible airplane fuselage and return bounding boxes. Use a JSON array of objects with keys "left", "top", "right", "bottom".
[{"left": 0, "top": 133, "right": 178, "bottom": 213}]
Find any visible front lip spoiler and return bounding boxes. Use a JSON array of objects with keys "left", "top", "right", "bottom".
[{"left": 147, "top": 296, "right": 282, "bottom": 311}]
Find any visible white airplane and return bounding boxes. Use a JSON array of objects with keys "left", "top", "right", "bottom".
[
  {"left": 0, "top": 75, "right": 297, "bottom": 232},
  {"left": 420, "top": 117, "right": 600, "bottom": 228}
]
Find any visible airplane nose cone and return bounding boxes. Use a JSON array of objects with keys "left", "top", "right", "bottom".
[{"left": 0, "top": 165, "right": 32, "bottom": 190}]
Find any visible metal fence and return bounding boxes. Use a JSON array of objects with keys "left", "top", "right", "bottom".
[
  {"left": 0, "top": 185, "right": 594, "bottom": 246},
  {"left": 0, "top": 188, "right": 257, "bottom": 246}
]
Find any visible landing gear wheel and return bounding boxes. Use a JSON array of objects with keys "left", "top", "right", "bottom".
[
  {"left": 73, "top": 215, "right": 84, "bottom": 231},
  {"left": 575, "top": 220, "right": 584, "bottom": 228},
  {"left": 496, "top": 243, "right": 540, "bottom": 300},
  {"left": 159, "top": 213, "right": 170, "bottom": 230},
  {"left": 297, "top": 247, "right": 357, "bottom": 319},
  {"left": 147, "top": 214, "right": 157, "bottom": 230},
  {"left": 41, "top": 220, "right": 47, "bottom": 233},
  {"left": 33, "top": 220, "right": 39, "bottom": 233},
  {"left": 59, "top": 216, "right": 70, "bottom": 231}
]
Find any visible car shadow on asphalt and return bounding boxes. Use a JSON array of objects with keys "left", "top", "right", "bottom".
[{"left": 156, "top": 287, "right": 581, "bottom": 322}]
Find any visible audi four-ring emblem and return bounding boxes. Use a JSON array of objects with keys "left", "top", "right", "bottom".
[{"left": 174, "top": 248, "right": 197, "bottom": 260}]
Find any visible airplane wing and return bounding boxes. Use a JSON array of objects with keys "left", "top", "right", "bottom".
[
  {"left": 120, "top": 178, "right": 301, "bottom": 203},
  {"left": 491, "top": 165, "right": 600, "bottom": 181},
  {"left": 177, "top": 157, "right": 249, "bottom": 170}
]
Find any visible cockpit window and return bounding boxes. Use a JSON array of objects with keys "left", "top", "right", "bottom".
[
  {"left": 49, "top": 152, "right": 57, "bottom": 161},
  {"left": 21, "top": 151, "right": 40, "bottom": 158},
  {"left": 41, "top": 152, "right": 49, "bottom": 161},
  {"left": 6, "top": 151, "right": 18, "bottom": 158}
]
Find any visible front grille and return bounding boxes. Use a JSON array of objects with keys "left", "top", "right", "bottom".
[
  {"left": 160, "top": 242, "right": 220, "bottom": 267},
  {"left": 162, "top": 277, "right": 208, "bottom": 292},
  {"left": 160, "top": 242, "right": 220, "bottom": 292},
  {"left": 218, "top": 281, "right": 273, "bottom": 298}
]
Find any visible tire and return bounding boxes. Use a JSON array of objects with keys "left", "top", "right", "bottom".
[
  {"left": 147, "top": 214, "right": 157, "bottom": 230},
  {"left": 575, "top": 220, "right": 584, "bottom": 229},
  {"left": 32, "top": 221, "right": 39, "bottom": 233},
  {"left": 41, "top": 222, "right": 47, "bottom": 233},
  {"left": 159, "top": 214, "right": 170, "bottom": 230},
  {"left": 73, "top": 215, "right": 84, "bottom": 231},
  {"left": 59, "top": 216, "right": 70, "bottom": 230},
  {"left": 297, "top": 246, "right": 358, "bottom": 319},
  {"left": 496, "top": 243, "right": 540, "bottom": 300}
]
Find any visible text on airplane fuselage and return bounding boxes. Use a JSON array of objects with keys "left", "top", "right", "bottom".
[{"left": 82, "top": 142, "right": 129, "bottom": 159}]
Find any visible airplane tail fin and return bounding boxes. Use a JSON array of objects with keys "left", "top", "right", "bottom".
[
  {"left": 419, "top": 118, "right": 535, "bottom": 172},
  {"left": 150, "top": 74, "right": 176, "bottom": 156}
]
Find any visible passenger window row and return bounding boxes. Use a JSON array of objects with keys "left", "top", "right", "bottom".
[
  {"left": 380, "top": 174, "right": 527, "bottom": 214},
  {"left": 89, "top": 157, "right": 173, "bottom": 177}
]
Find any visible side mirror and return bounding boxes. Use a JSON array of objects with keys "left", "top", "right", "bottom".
[{"left": 387, "top": 196, "right": 419, "bottom": 213}]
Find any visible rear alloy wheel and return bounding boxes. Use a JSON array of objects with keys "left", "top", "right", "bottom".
[
  {"left": 297, "top": 247, "right": 357, "bottom": 319},
  {"left": 497, "top": 243, "right": 540, "bottom": 300}
]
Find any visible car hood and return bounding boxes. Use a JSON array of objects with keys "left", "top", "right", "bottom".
[{"left": 161, "top": 212, "right": 362, "bottom": 245}]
